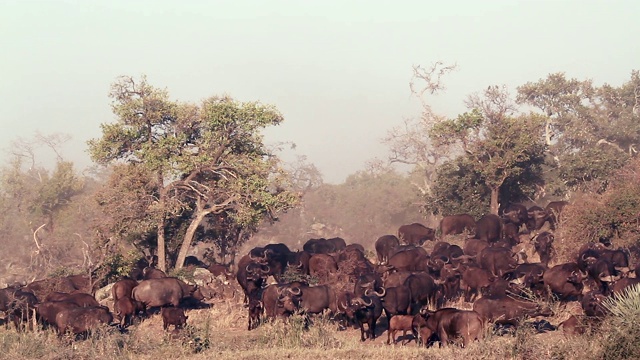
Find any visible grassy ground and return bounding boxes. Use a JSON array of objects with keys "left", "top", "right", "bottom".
[{"left": 0, "top": 296, "right": 610, "bottom": 360}]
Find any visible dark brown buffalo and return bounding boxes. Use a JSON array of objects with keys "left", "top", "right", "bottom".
[
  {"left": 383, "top": 271, "right": 418, "bottom": 288},
  {"left": 303, "top": 238, "right": 336, "bottom": 254},
  {"left": 380, "top": 285, "right": 412, "bottom": 320},
  {"left": 543, "top": 263, "right": 587, "bottom": 301},
  {"left": 440, "top": 214, "right": 476, "bottom": 236},
  {"left": 404, "top": 272, "right": 442, "bottom": 313},
  {"left": 0, "top": 287, "right": 38, "bottom": 330},
  {"left": 502, "top": 223, "right": 520, "bottom": 246},
  {"left": 161, "top": 307, "right": 188, "bottom": 330},
  {"left": 478, "top": 246, "right": 518, "bottom": 277},
  {"left": 248, "top": 298, "right": 263, "bottom": 330},
  {"left": 113, "top": 296, "right": 143, "bottom": 328},
  {"left": 375, "top": 235, "right": 400, "bottom": 265},
  {"left": 533, "top": 232, "right": 555, "bottom": 266},
  {"left": 414, "top": 308, "right": 483, "bottom": 347},
  {"left": 353, "top": 273, "right": 384, "bottom": 298},
  {"left": 286, "top": 251, "right": 312, "bottom": 276},
  {"left": 473, "top": 296, "right": 553, "bottom": 323},
  {"left": 35, "top": 300, "right": 79, "bottom": 329},
  {"left": 461, "top": 266, "right": 495, "bottom": 302},
  {"left": 501, "top": 203, "right": 528, "bottom": 229},
  {"left": 261, "top": 281, "right": 309, "bottom": 321},
  {"left": 387, "top": 314, "right": 415, "bottom": 345},
  {"left": 132, "top": 277, "right": 201, "bottom": 310},
  {"left": 55, "top": 306, "right": 113, "bottom": 336},
  {"left": 44, "top": 292, "right": 99, "bottom": 307},
  {"left": 24, "top": 277, "right": 77, "bottom": 302},
  {"left": 143, "top": 267, "right": 167, "bottom": 280},
  {"left": 586, "top": 258, "right": 618, "bottom": 294},
  {"left": 438, "top": 263, "right": 462, "bottom": 301},
  {"left": 308, "top": 254, "right": 338, "bottom": 283},
  {"left": 398, "top": 223, "right": 436, "bottom": 246},
  {"left": 206, "top": 263, "right": 233, "bottom": 279},
  {"left": 112, "top": 278, "right": 139, "bottom": 301},
  {"left": 504, "top": 263, "right": 546, "bottom": 294},
  {"left": 463, "top": 238, "right": 490, "bottom": 257},
  {"left": 278, "top": 284, "right": 338, "bottom": 315},
  {"left": 388, "top": 247, "right": 429, "bottom": 272},
  {"left": 581, "top": 291, "right": 608, "bottom": 318},
  {"left": 342, "top": 295, "right": 383, "bottom": 341},
  {"left": 236, "top": 254, "right": 268, "bottom": 304},
  {"left": 527, "top": 205, "right": 548, "bottom": 231},
  {"left": 611, "top": 277, "right": 640, "bottom": 294},
  {"left": 545, "top": 201, "right": 569, "bottom": 230},
  {"left": 475, "top": 214, "right": 502, "bottom": 243},
  {"left": 250, "top": 244, "right": 293, "bottom": 282}
]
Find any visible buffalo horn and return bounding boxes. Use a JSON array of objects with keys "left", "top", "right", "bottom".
[
  {"left": 360, "top": 280, "right": 374, "bottom": 288},
  {"left": 362, "top": 297, "right": 373, "bottom": 306},
  {"left": 261, "top": 265, "right": 271, "bottom": 274},
  {"left": 288, "top": 287, "right": 302, "bottom": 296},
  {"left": 365, "top": 287, "right": 386, "bottom": 297},
  {"left": 579, "top": 269, "right": 588, "bottom": 278}
]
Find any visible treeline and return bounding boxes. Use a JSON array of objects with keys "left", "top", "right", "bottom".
[{"left": 0, "top": 68, "right": 638, "bottom": 284}]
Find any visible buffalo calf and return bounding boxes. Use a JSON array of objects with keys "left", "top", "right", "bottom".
[
  {"left": 161, "top": 307, "right": 188, "bottom": 331},
  {"left": 387, "top": 314, "right": 414, "bottom": 345}
]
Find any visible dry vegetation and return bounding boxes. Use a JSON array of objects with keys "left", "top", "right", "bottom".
[{"left": 0, "top": 296, "right": 609, "bottom": 360}]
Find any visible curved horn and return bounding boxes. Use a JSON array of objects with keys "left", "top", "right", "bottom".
[
  {"left": 246, "top": 265, "right": 252, "bottom": 272},
  {"left": 287, "top": 287, "right": 302, "bottom": 296},
  {"left": 362, "top": 297, "right": 373, "bottom": 306},
  {"left": 341, "top": 301, "right": 348, "bottom": 310},
  {"left": 365, "top": 287, "right": 386, "bottom": 297},
  {"left": 580, "top": 269, "right": 588, "bottom": 278},
  {"left": 261, "top": 265, "right": 271, "bottom": 274},
  {"left": 359, "top": 280, "right": 374, "bottom": 288}
]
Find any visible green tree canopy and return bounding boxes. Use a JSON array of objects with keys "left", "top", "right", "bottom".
[{"left": 88, "top": 76, "right": 299, "bottom": 270}]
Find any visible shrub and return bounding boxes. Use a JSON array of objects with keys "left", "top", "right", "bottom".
[{"left": 599, "top": 283, "right": 640, "bottom": 359}]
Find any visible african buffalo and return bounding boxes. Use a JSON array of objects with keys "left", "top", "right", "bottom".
[
  {"left": 143, "top": 267, "right": 167, "bottom": 280},
  {"left": 415, "top": 308, "right": 484, "bottom": 347},
  {"left": 387, "top": 314, "right": 415, "bottom": 345},
  {"left": 161, "top": 307, "right": 188, "bottom": 330},
  {"left": 527, "top": 205, "right": 548, "bottom": 231},
  {"left": 473, "top": 296, "right": 553, "bottom": 323},
  {"left": 44, "top": 292, "right": 99, "bottom": 308},
  {"left": 543, "top": 263, "right": 587, "bottom": 301},
  {"left": 380, "top": 285, "right": 412, "bottom": 320},
  {"left": 440, "top": 214, "right": 476, "bottom": 236},
  {"left": 113, "top": 296, "right": 143, "bottom": 328},
  {"left": 398, "top": 223, "right": 436, "bottom": 246},
  {"left": 501, "top": 203, "right": 529, "bottom": 229},
  {"left": 478, "top": 246, "right": 518, "bottom": 277},
  {"left": 55, "top": 306, "right": 113, "bottom": 337},
  {"left": 375, "top": 235, "right": 400, "bottom": 265},
  {"left": 0, "top": 287, "right": 38, "bottom": 331},
  {"left": 112, "top": 278, "right": 139, "bottom": 301},
  {"left": 342, "top": 295, "right": 383, "bottom": 341},
  {"left": 236, "top": 254, "right": 268, "bottom": 304},
  {"left": 461, "top": 266, "right": 496, "bottom": 302},
  {"left": 308, "top": 254, "right": 338, "bottom": 283},
  {"left": 278, "top": 284, "right": 338, "bottom": 315},
  {"left": 35, "top": 300, "right": 79, "bottom": 329},
  {"left": 533, "top": 232, "right": 555, "bottom": 266},
  {"left": 132, "top": 277, "right": 201, "bottom": 310},
  {"left": 545, "top": 201, "right": 568, "bottom": 230},
  {"left": 475, "top": 214, "right": 502, "bottom": 243}
]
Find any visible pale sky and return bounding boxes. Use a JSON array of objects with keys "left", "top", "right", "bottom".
[{"left": 1, "top": 0, "right": 638, "bottom": 183}]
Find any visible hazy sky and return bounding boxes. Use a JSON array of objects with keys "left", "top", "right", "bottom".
[{"left": 1, "top": 0, "right": 638, "bottom": 183}]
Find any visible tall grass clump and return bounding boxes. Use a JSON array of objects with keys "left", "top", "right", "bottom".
[{"left": 599, "top": 283, "right": 640, "bottom": 360}]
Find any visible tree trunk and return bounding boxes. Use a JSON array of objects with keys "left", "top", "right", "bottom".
[
  {"left": 157, "top": 217, "right": 167, "bottom": 272},
  {"left": 175, "top": 209, "right": 214, "bottom": 270},
  {"left": 490, "top": 186, "right": 500, "bottom": 215}
]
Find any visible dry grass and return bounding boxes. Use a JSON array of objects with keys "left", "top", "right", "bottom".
[{"left": 0, "top": 294, "right": 615, "bottom": 360}]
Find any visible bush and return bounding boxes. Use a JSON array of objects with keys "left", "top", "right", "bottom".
[{"left": 599, "top": 283, "right": 640, "bottom": 359}]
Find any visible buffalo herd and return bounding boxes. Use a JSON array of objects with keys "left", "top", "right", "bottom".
[
  {"left": 0, "top": 260, "right": 207, "bottom": 338},
  {"left": 1, "top": 199, "right": 637, "bottom": 347},
  {"left": 237, "top": 200, "right": 639, "bottom": 346}
]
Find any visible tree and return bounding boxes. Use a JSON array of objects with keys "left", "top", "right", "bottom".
[
  {"left": 88, "top": 76, "right": 299, "bottom": 271},
  {"left": 517, "top": 72, "right": 640, "bottom": 193}
]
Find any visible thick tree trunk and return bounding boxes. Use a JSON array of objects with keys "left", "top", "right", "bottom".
[
  {"left": 175, "top": 209, "right": 213, "bottom": 270},
  {"left": 490, "top": 187, "right": 500, "bottom": 215}
]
